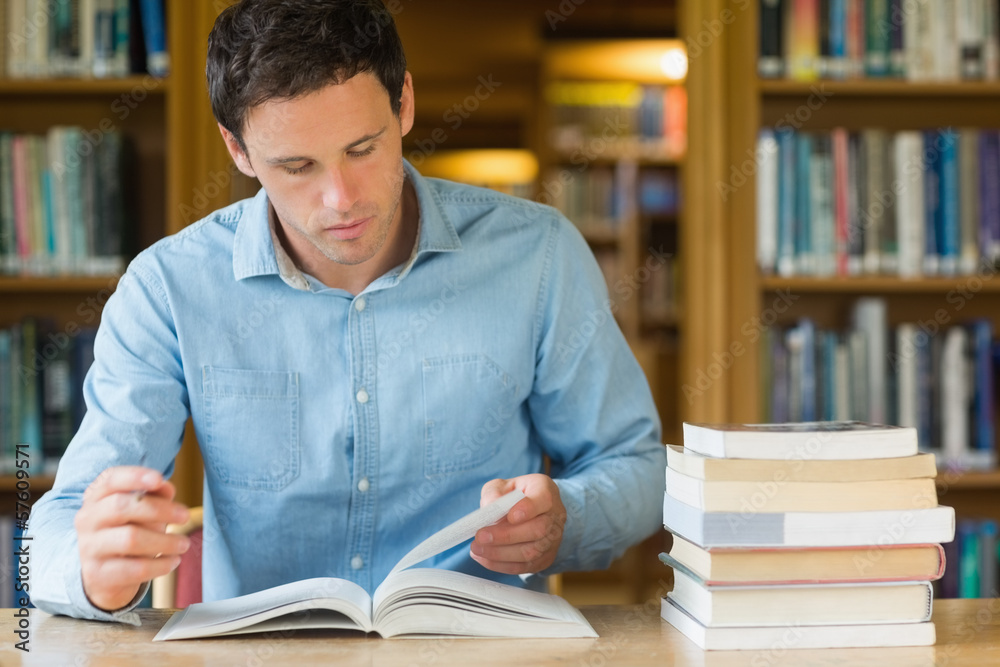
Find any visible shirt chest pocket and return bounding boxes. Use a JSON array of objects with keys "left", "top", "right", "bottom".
[
  {"left": 201, "top": 366, "right": 300, "bottom": 491},
  {"left": 421, "top": 354, "right": 519, "bottom": 477}
]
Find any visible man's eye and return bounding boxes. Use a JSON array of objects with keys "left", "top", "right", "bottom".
[
  {"left": 349, "top": 145, "right": 376, "bottom": 158},
  {"left": 283, "top": 163, "right": 311, "bottom": 175}
]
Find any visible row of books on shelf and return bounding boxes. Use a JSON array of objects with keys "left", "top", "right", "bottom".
[
  {"left": 0, "top": 319, "right": 96, "bottom": 476},
  {"left": 0, "top": 128, "right": 131, "bottom": 276},
  {"left": 593, "top": 247, "right": 679, "bottom": 326},
  {"left": 760, "top": 298, "right": 996, "bottom": 470},
  {"left": 545, "top": 82, "right": 686, "bottom": 160},
  {"left": 660, "top": 421, "right": 954, "bottom": 650},
  {"left": 759, "top": 0, "right": 1000, "bottom": 81},
  {"left": 756, "top": 127, "right": 1000, "bottom": 278},
  {"left": 547, "top": 165, "right": 680, "bottom": 236},
  {"left": 942, "top": 518, "right": 999, "bottom": 598},
  {"left": 2, "top": 0, "right": 169, "bottom": 79}
]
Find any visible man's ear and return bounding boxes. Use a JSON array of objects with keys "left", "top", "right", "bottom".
[
  {"left": 398, "top": 71, "right": 415, "bottom": 138},
  {"left": 218, "top": 124, "right": 257, "bottom": 178}
]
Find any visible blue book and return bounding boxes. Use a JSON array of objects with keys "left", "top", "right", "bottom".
[
  {"left": 138, "top": 0, "right": 169, "bottom": 77},
  {"left": 865, "top": 0, "right": 890, "bottom": 77},
  {"left": 959, "top": 520, "right": 981, "bottom": 599},
  {"left": 923, "top": 131, "right": 941, "bottom": 274},
  {"left": 981, "top": 131, "right": 1000, "bottom": 264},
  {"left": 828, "top": 0, "right": 847, "bottom": 78},
  {"left": 939, "top": 129, "right": 960, "bottom": 274},
  {"left": 795, "top": 132, "right": 814, "bottom": 274},
  {"left": 971, "top": 320, "right": 995, "bottom": 462}
]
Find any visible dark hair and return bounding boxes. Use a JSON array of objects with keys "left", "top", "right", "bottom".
[{"left": 207, "top": 0, "right": 407, "bottom": 154}]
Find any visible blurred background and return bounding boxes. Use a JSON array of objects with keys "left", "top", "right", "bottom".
[{"left": 0, "top": 0, "right": 685, "bottom": 607}]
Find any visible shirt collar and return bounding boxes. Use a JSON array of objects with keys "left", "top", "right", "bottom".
[{"left": 232, "top": 158, "right": 461, "bottom": 285}]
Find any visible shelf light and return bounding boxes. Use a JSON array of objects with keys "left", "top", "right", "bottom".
[
  {"left": 415, "top": 149, "right": 539, "bottom": 186},
  {"left": 660, "top": 46, "right": 688, "bottom": 81},
  {"left": 545, "top": 39, "right": 687, "bottom": 84}
]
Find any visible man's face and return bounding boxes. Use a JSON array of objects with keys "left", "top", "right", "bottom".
[{"left": 224, "top": 71, "right": 414, "bottom": 269}]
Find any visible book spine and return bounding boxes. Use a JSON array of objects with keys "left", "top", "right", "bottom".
[
  {"left": 790, "top": 0, "right": 820, "bottom": 81},
  {"left": 828, "top": 0, "right": 847, "bottom": 78},
  {"left": 795, "top": 132, "right": 814, "bottom": 274},
  {"left": 895, "top": 131, "right": 925, "bottom": 277},
  {"left": 760, "top": 0, "right": 785, "bottom": 78},
  {"left": 958, "top": 0, "right": 986, "bottom": 79},
  {"left": 985, "top": 0, "right": 1000, "bottom": 79},
  {"left": 959, "top": 519, "right": 981, "bottom": 598},
  {"left": 777, "top": 128, "right": 797, "bottom": 276},
  {"left": 757, "top": 129, "right": 780, "bottom": 273},
  {"left": 888, "top": 0, "right": 905, "bottom": 77},
  {"left": 959, "top": 129, "right": 980, "bottom": 274},
  {"left": 923, "top": 130, "right": 941, "bottom": 274},
  {"left": 832, "top": 127, "right": 850, "bottom": 274},
  {"left": 942, "top": 326, "right": 970, "bottom": 466},
  {"left": 972, "top": 319, "right": 995, "bottom": 466},
  {"left": 939, "top": 129, "right": 960, "bottom": 275},
  {"left": 137, "top": 0, "right": 169, "bottom": 77},
  {"left": 982, "top": 131, "right": 1000, "bottom": 265},
  {"left": 865, "top": 0, "right": 890, "bottom": 76},
  {"left": 847, "top": 131, "right": 864, "bottom": 274},
  {"left": 980, "top": 520, "right": 998, "bottom": 597}
]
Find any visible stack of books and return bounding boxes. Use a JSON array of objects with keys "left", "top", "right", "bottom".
[{"left": 660, "top": 421, "right": 956, "bottom": 651}]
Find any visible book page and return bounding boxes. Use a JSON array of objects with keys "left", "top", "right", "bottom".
[
  {"left": 372, "top": 568, "right": 597, "bottom": 638},
  {"left": 153, "top": 577, "right": 373, "bottom": 641},
  {"left": 387, "top": 489, "right": 524, "bottom": 576}
]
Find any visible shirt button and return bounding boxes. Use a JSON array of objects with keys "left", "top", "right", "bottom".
[
  {"left": 351, "top": 555, "right": 364, "bottom": 570},
  {"left": 356, "top": 388, "right": 369, "bottom": 404},
  {"left": 357, "top": 477, "right": 370, "bottom": 493},
  {"left": 354, "top": 297, "right": 366, "bottom": 312}
]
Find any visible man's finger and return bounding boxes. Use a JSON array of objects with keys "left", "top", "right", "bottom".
[
  {"left": 86, "top": 554, "right": 184, "bottom": 588},
  {"left": 81, "top": 525, "right": 191, "bottom": 560},
  {"left": 477, "top": 515, "right": 555, "bottom": 547},
  {"left": 83, "top": 491, "right": 189, "bottom": 531},
  {"left": 480, "top": 478, "right": 515, "bottom": 506},
  {"left": 83, "top": 467, "right": 170, "bottom": 503}
]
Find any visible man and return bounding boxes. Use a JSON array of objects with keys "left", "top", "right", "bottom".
[{"left": 30, "top": 0, "right": 665, "bottom": 623}]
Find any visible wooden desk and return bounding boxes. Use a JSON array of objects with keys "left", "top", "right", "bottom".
[{"left": 0, "top": 600, "right": 998, "bottom": 666}]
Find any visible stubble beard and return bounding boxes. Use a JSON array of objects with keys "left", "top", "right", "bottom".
[{"left": 311, "top": 162, "right": 406, "bottom": 267}]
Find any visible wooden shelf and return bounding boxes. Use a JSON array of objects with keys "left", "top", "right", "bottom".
[
  {"left": 0, "top": 76, "right": 168, "bottom": 95},
  {"left": 0, "top": 475, "right": 55, "bottom": 492},
  {"left": 0, "top": 276, "right": 120, "bottom": 292},
  {"left": 937, "top": 470, "right": 1000, "bottom": 490},
  {"left": 758, "top": 79, "right": 1000, "bottom": 97},
  {"left": 581, "top": 227, "right": 623, "bottom": 246},
  {"left": 643, "top": 311, "right": 680, "bottom": 329},
  {"left": 760, "top": 275, "right": 1000, "bottom": 293}
]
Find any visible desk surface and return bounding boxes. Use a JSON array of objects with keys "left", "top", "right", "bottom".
[{"left": 0, "top": 600, "right": 998, "bottom": 666}]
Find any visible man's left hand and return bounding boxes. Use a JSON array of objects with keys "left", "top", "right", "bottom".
[{"left": 470, "top": 474, "right": 566, "bottom": 575}]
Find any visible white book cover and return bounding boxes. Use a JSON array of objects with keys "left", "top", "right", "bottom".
[
  {"left": 894, "top": 132, "right": 926, "bottom": 278},
  {"left": 941, "top": 326, "right": 970, "bottom": 466},
  {"left": 661, "top": 597, "right": 936, "bottom": 650},
  {"left": 757, "top": 129, "right": 779, "bottom": 274}
]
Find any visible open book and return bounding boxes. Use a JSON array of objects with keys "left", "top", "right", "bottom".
[{"left": 154, "top": 490, "right": 597, "bottom": 640}]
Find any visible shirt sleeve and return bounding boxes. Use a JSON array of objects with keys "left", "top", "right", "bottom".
[
  {"left": 28, "top": 261, "right": 189, "bottom": 622},
  {"left": 528, "top": 212, "right": 667, "bottom": 574}
]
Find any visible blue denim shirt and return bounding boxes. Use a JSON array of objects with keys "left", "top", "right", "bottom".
[{"left": 29, "top": 160, "right": 666, "bottom": 624}]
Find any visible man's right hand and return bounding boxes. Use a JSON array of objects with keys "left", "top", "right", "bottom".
[{"left": 74, "top": 467, "right": 191, "bottom": 612}]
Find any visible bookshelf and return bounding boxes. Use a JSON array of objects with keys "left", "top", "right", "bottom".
[
  {"left": 0, "top": 2, "right": 225, "bottom": 512},
  {"left": 538, "top": 38, "right": 685, "bottom": 446},
  {"left": 536, "top": 38, "right": 684, "bottom": 605},
  {"left": 711, "top": 0, "right": 1000, "bottom": 597}
]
